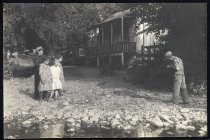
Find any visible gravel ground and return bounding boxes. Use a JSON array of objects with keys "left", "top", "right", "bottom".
[{"left": 4, "top": 66, "right": 207, "bottom": 137}]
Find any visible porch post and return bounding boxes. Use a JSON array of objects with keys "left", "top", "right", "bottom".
[
  {"left": 102, "top": 26, "right": 104, "bottom": 45},
  {"left": 86, "top": 58, "right": 90, "bottom": 66},
  {"left": 97, "top": 57, "right": 100, "bottom": 73},
  {"left": 111, "top": 23, "right": 113, "bottom": 44},
  {"left": 121, "top": 18, "right": 124, "bottom": 70},
  {"left": 121, "top": 53, "right": 124, "bottom": 69},
  {"left": 143, "top": 23, "right": 145, "bottom": 46},
  {"left": 108, "top": 55, "right": 112, "bottom": 65},
  {"left": 121, "top": 17, "right": 124, "bottom": 42}
]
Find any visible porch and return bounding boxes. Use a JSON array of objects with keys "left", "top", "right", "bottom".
[{"left": 87, "top": 41, "right": 136, "bottom": 56}]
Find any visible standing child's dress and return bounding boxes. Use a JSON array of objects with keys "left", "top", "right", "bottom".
[
  {"left": 50, "top": 64, "right": 63, "bottom": 90},
  {"left": 57, "top": 62, "right": 65, "bottom": 90},
  {"left": 38, "top": 63, "right": 53, "bottom": 92}
]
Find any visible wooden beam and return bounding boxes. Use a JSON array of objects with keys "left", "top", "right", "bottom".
[
  {"left": 97, "top": 57, "right": 100, "bottom": 73},
  {"left": 143, "top": 23, "right": 145, "bottom": 47},
  {"left": 102, "top": 26, "right": 104, "bottom": 45},
  {"left": 121, "top": 53, "right": 124, "bottom": 69},
  {"left": 121, "top": 17, "right": 124, "bottom": 42},
  {"left": 111, "top": 23, "right": 113, "bottom": 44}
]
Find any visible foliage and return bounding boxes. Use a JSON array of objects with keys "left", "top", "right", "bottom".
[
  {"left": 3, "top": 3, "right": 124, "bottom": 56},
  {"left": 3, "top": 3, "right": 27, "bottom": 52},
  {"left": 129, "top": 3, "right": 207, "bottom": 80}
]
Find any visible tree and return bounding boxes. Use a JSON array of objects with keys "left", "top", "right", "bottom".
[
  {"left": 129, "top": 3, "right": 207, "bottom": 81},
  {"left": 3, "top": 3, "right": 28, "bottom": 52},
  {"left": 3, "top": 3, "right": 125, "bottom": 56}
]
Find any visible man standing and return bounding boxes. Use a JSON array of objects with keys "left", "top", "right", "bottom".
[
  {"left": 164, "top": 51, "right": 190, "bottom": 104},
  {"left": 34, "top": 46, "right": 45, "bottom": 100}
]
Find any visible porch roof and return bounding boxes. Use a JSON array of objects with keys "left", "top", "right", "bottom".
[{"left": 88, "top": 9, "right": 131, "bottom": 30}]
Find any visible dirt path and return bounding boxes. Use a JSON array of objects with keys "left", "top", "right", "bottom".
[{"left": 4, "top": 66, "right": 207, "bottom": 137}]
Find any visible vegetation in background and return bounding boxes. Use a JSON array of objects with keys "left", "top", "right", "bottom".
[{"left": 3, "top": 3, "right": 207, "bottom": 82}]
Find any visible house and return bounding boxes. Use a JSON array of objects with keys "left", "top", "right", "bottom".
[{"left": 87, "top": 9, "right": 167, "bottom": 69}]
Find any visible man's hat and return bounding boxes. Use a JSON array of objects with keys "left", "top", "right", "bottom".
[
  {"left": 163, "top": 51, "right": 173, "bottom": 60},
  {"left": 36, "top": 46, "right": 43, "bottom": 52}
]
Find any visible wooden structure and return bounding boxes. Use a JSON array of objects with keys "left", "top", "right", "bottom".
[
  {"left": 87, "top": 9, "right": 165, "bottom": 69},
  {"left": 63, "top": 33, "right": 87, "bottom": 65}
]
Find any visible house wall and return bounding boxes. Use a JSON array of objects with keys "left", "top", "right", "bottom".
[
  {"left": 103, "top": 23, "right": 111, "bottom": 44},
  {"left": 112, "top": 19, "right": 122, "bottom": 43},
  {"left": 128, "top": 23, "right": 158, "bottom": 52}
]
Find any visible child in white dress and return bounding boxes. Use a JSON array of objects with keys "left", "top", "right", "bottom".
[{"left": 49, "top": 54, "right": 65, "bottom": 100}]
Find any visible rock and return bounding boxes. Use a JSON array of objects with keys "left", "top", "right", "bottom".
[
  {"left": 106, "top": 94, "right": 110, "bottom": 97},
  {"left": 200, "top": 125, "right": 207, "bottom": 132},
  {"left": 163, "top": 122, "right": 170, "bottom": 127},
  {"left": 22, "top": 112, "right": 29, "bottom": 116},
  {"left": 46, "top": 114, "right": 54, "bottom": 120},
  {"left": 82, "top": 116, "right": 88, "bottom": 123},
  {"left": 171, "top": 117, "right": 180, "bottom": 123},
  {"left": 125, "top": 115, "right": 132, "bottom": 121},
  {"left": 123, "top": 124, "right": 132, "bottom": 131},
  {"left": 130, "top": 121, "right": 137, "bottom": 126},
  {"left": 152, "top": 128, "right": 163, "bottom": 137},
  {"left": 175, "top": 124, "right": 188, "bottom": 131},
  {"left": 106, "top": 116, "right": 113, "bottom": 122},
  {"left": 144, "top": 114, "right": 150, "bottom": 119},
  {"left": 132, "top": 116, "right": 139, "bottom": 122},
  {"left": 22, "top": 120, "right": 32, "bottom": 128},
  {"left": 101, "top": 126, "right": 111, "bottom": 129},
  {"left": 145, "top": 123, "right": 150, "bottom": 128},
  {"left": 181, "top": 121, "right": 189, "bottom": 125},
  {"left": 175, "top": 114, "right": 184, "bottom": 120},
  {"left": 14, "top": 135, "right": 19, "bottom": 138},
  {"left": 115, "top": 114, "right": 120, "bottom": 119},
  {"left": 99, "top": 116, "right": 106, "bottom": 121},
  {"left": 160, "top": 108, "right": 170, "bottom": 112},
  {"left": 7, "top": 136, "right": 16, "bottom": 139},
  {"left": 166, "top": 132, "right": 174, "bottom": 135},
  {"left": 37, "top": 116, "right": 45, "bottom": 121},
  {"left": 111, "top": 119, "right": 120, "bottom": 128},
  {"left": 91, "top": 117, "right": 99, "bottom": 123},
  {"left": 69, "top": 128, "right": 75, "bottom": 132},
  {"left": 159, "top": 114, "right": 170, "bottom": 122},
  {"left": 168, "top": 123, "right": 174, "bottom": 129},
  {"left": 180, "top": 108, "right": 190, "bottom": 113},
  {"left": 57, "top": 112, "right": 63, "bottom": 120},
  {"left": 136, "top": 129, "right": 145, "bottom": 137},
  {"left": 187, "top": 126, "right": 196, "bottom": 131},
  {"left": 86, "top": 119, "right": 93, "bottom": 125},
  {"left": 75, "top": 119, "right": 81, "bottom": 123},
  {"left": 67, "top": 118, "right": 75, "bottom": 124},
  {"left": 63, "top": 102, "right": 69, "bottom": 106},
  {"left": 198, "top": 130, "right": 206, "bottom": 136},
  {"left": 99, "top": 120, "right": 109, "bottom": 126},
  {"left": 43, "top": 125, "right": 49, "bottom": 129},
  {"left": 75, "top": 123, "right": 81, "bottom": 128},
  {"left": 150, "top": 116, "right": 163, "bottom": 128}
]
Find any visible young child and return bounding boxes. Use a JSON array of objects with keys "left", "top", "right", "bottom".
[
  {"left": 49, "top": 54, "right": 65, "bottom": 101},
  {"left": 38, "top": 56, "right": 53, "bottom": 101}
]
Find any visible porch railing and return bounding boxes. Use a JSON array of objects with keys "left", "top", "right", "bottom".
[{"left": 87, "top": 41, "right": 136, "bottom": 56}]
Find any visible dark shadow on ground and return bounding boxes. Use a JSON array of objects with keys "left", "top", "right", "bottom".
[{"left": 19, "top": 90, "right": 34, "bottom": 98}]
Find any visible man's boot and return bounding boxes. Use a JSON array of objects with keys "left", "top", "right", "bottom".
[
  {"left": 171, "top": 96, "right": 179, "bottom": 105},
  {"left": 180, "top": 88, "right": 190, "bottom": 104}
]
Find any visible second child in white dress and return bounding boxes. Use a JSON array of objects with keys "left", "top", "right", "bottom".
[{"left": 49, "top": 54, "right": 65, "bottom": 100}]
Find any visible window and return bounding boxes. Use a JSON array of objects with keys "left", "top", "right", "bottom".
[{"left": 78, "top": 48, "right": 85, "bottom": 56}]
